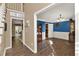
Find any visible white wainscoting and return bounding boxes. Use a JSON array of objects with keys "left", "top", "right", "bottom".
[{"left": 53, "top": 32, "right": 69, "bottom": 40}]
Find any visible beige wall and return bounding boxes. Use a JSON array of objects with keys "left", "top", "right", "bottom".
[
  {"left": 6, "top": 3, "right": 23, "bottom": 11},
  {"left": 5, "top": 10, "right": 11, "bottom": 48},
  {"left": 24, "top": 3, "right": 50, "bottom": 51},
  {"left": 0, "top": 3, "right": 50, "bottom": 55},
  {"left": 0, "top": 31, "right": 6, "bottom": 56},
  {"left": 5, "top": 3, "right": 23, "bottom": 50}
]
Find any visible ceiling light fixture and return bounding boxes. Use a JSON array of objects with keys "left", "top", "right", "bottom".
[{"left": 57, "top": 14, "right": 65, "bottom": 22}]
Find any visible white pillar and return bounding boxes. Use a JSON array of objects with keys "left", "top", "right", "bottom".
[{"left": 75, "top": 2, "right": 79, "bottom": 56}]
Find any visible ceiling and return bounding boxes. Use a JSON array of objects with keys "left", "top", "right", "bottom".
[{"left": 37, "top": 3, "right": 75, "bottom": 21}]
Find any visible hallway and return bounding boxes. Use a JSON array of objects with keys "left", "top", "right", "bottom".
[
  {"left": 6, "top": 38, "right": 34, "bottom": 56},
  {"left": 5, "top": 38, "right": 75, "bottom": 56}
]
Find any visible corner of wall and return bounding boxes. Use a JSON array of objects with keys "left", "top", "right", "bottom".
[{"left": 23, "top": 41, "right": 37, "bottom": 54}]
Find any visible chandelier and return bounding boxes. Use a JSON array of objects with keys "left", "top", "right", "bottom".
[{"left": 57, "top": 14, "right": 65, "bottom": 22}]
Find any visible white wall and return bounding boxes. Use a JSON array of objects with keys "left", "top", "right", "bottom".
[{"left": 75, "top": 2, "right": 79, "bottom": 56}]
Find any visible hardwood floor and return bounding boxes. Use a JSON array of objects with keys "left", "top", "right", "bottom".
[
  {"left": 5, "top": 38, "right": 75, "bottom": 56},
  {"left": 50, "top": 38, "right": 75, "bottom": 56}
]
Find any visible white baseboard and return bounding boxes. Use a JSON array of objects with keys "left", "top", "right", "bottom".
[
  {"left": 23, "top": 42, "right": 37, "bottom": 53},
  {"left": 3, "top": 41, "right": 37, "bottom": 56},
  {"left": 75, "top": 42, "right": 79, "bottom": 56},
  {"left": 3, "top": 48, "right": 6, "bottom": 56},
  {"left": 3, "top": 47, "right": 11, "bottom": 56}
]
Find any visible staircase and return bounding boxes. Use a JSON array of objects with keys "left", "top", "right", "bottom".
[{"left": 0, "top": 4, "right": 5, "bottom": 55}]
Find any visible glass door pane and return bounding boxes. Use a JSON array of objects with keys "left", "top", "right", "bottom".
[{"left": 15, "top": 26, "right": 22, "bottom": 39}]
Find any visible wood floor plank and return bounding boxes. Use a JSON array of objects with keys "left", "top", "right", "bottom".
[{"left": 5, "top": 38, "right": 75, "bottom": 56}]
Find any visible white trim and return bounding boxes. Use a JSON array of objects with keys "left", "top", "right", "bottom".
[
  {"left": 23, "top": 42, "right": 37, "bottom": 53},
  {"left": 75, "top": 42, "right": 79, "bottom": 56},
  {"left": 10, "top": 18, "right": 24, "bottom": 48},
  {"left": 3, "top": 49, "right": 6, "bottom": 56},
  {"left": 3, "top": 47, "right": 11, "bottom": 56},
  {"left": 53, "top": 32, "right": 69, "bottom": 40},
  {"left": 7, "top": 9, "right": 24, "bottom": 14},
  {"left": 34, "top": 14, "right": 37, "bottom": 53},
  {"left": 8, "top": 9, "right": 25, "bottom": 49},
  {"left": 10, "top": 17, "right": 12, "bottom": 48},
  {"left": 34, "top": 3, "right": 56, "bottom": 53},
  {"left": 42, "top": 32, "right": 46, "bottom": 40},
  {"left": 37, "top": 18, "right": 69, "bottom": 23},
  {"left": 35, "top": 3, "right": 55, "bottom": 14},
  {"left": 23, "top": 16, "right": 25, "bottom": 44},
  {"left": 75, "top": 42, "right": 79, "bottom": 50}
]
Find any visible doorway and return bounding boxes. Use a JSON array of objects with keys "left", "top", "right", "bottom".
[
  {"left": 12, "top": 19, "right": 23, "bottom": 48},
  {"left": 46, "top": 24, "right": 48, "bottom": 39},
  {"left": 69, "top": 19, "right": 75, "bottom": 43},
  {"left": 37, "top": 24, "right": 42, "bottom": 51}
]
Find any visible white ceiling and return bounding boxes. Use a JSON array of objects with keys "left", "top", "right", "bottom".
[{"left": 37, "top": 3, "right": 75, "bottom": 21}]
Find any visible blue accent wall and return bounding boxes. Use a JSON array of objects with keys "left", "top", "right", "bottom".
[
  {"left": 53, "top": 21, "right": 70, "bottom": 32},
  {"left": 37, "top": 21, "right": 46, "bottom": 32}
]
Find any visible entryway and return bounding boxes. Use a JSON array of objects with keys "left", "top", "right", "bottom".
[
  {"left": 37, "top": 24, "right": 42, "bottom": 51},
  {"left": 12, "top": 19, "right": 23, "bottom": 48}
]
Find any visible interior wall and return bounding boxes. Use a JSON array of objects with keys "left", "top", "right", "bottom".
[
  {"left": 53, "top": 32, "right": 69, "bottom": 40},
  {"left": 37, "top": 21, "right": 69, "bottom": 40},
  {"left": 23, "top": 3, "right": 50, "bottom": 52},
  {"left": 47, "top": 21, "right": 70, "bottom": 40},
  {"left": 5, "top": 3, "right": 24, "bottom": 50},
  {"left": 6, "top": 3, "right": 23, "bottom": 11},
  {"left": 53, "top": 21, "right": 70, "bottom": 40},
  {"left": 0, "top": 3, "right": 6, "bottom": 56},
  {"left": 37, "top": 3, "right": 75, "bottom": 40},
  {"left": 5, "top": 10, "right": 11, "bottom": 48},
  {"left": 3, "top": 3, "right": 50, "bottom": 54}
]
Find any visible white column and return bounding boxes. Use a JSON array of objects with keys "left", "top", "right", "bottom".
[{"left": 75, "top": 2, "right": 79, "bottom": 56}]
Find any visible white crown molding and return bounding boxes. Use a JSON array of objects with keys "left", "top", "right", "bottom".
[{"left": 7, "top": 9, "right": 24, "bottom": 19}]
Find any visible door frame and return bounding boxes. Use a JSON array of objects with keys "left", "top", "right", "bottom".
[
  {"left": 34, "top": 4, "right": 55, "bottom": 53},
  {"left": 46, "top": 24, "right": 48, "bottom": 39},
  {"left": 37, "top": 24, "right": 42, "bottom": 42},
  {"left": 9, "top": 9, "right": 25, "bottom": 48}
]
